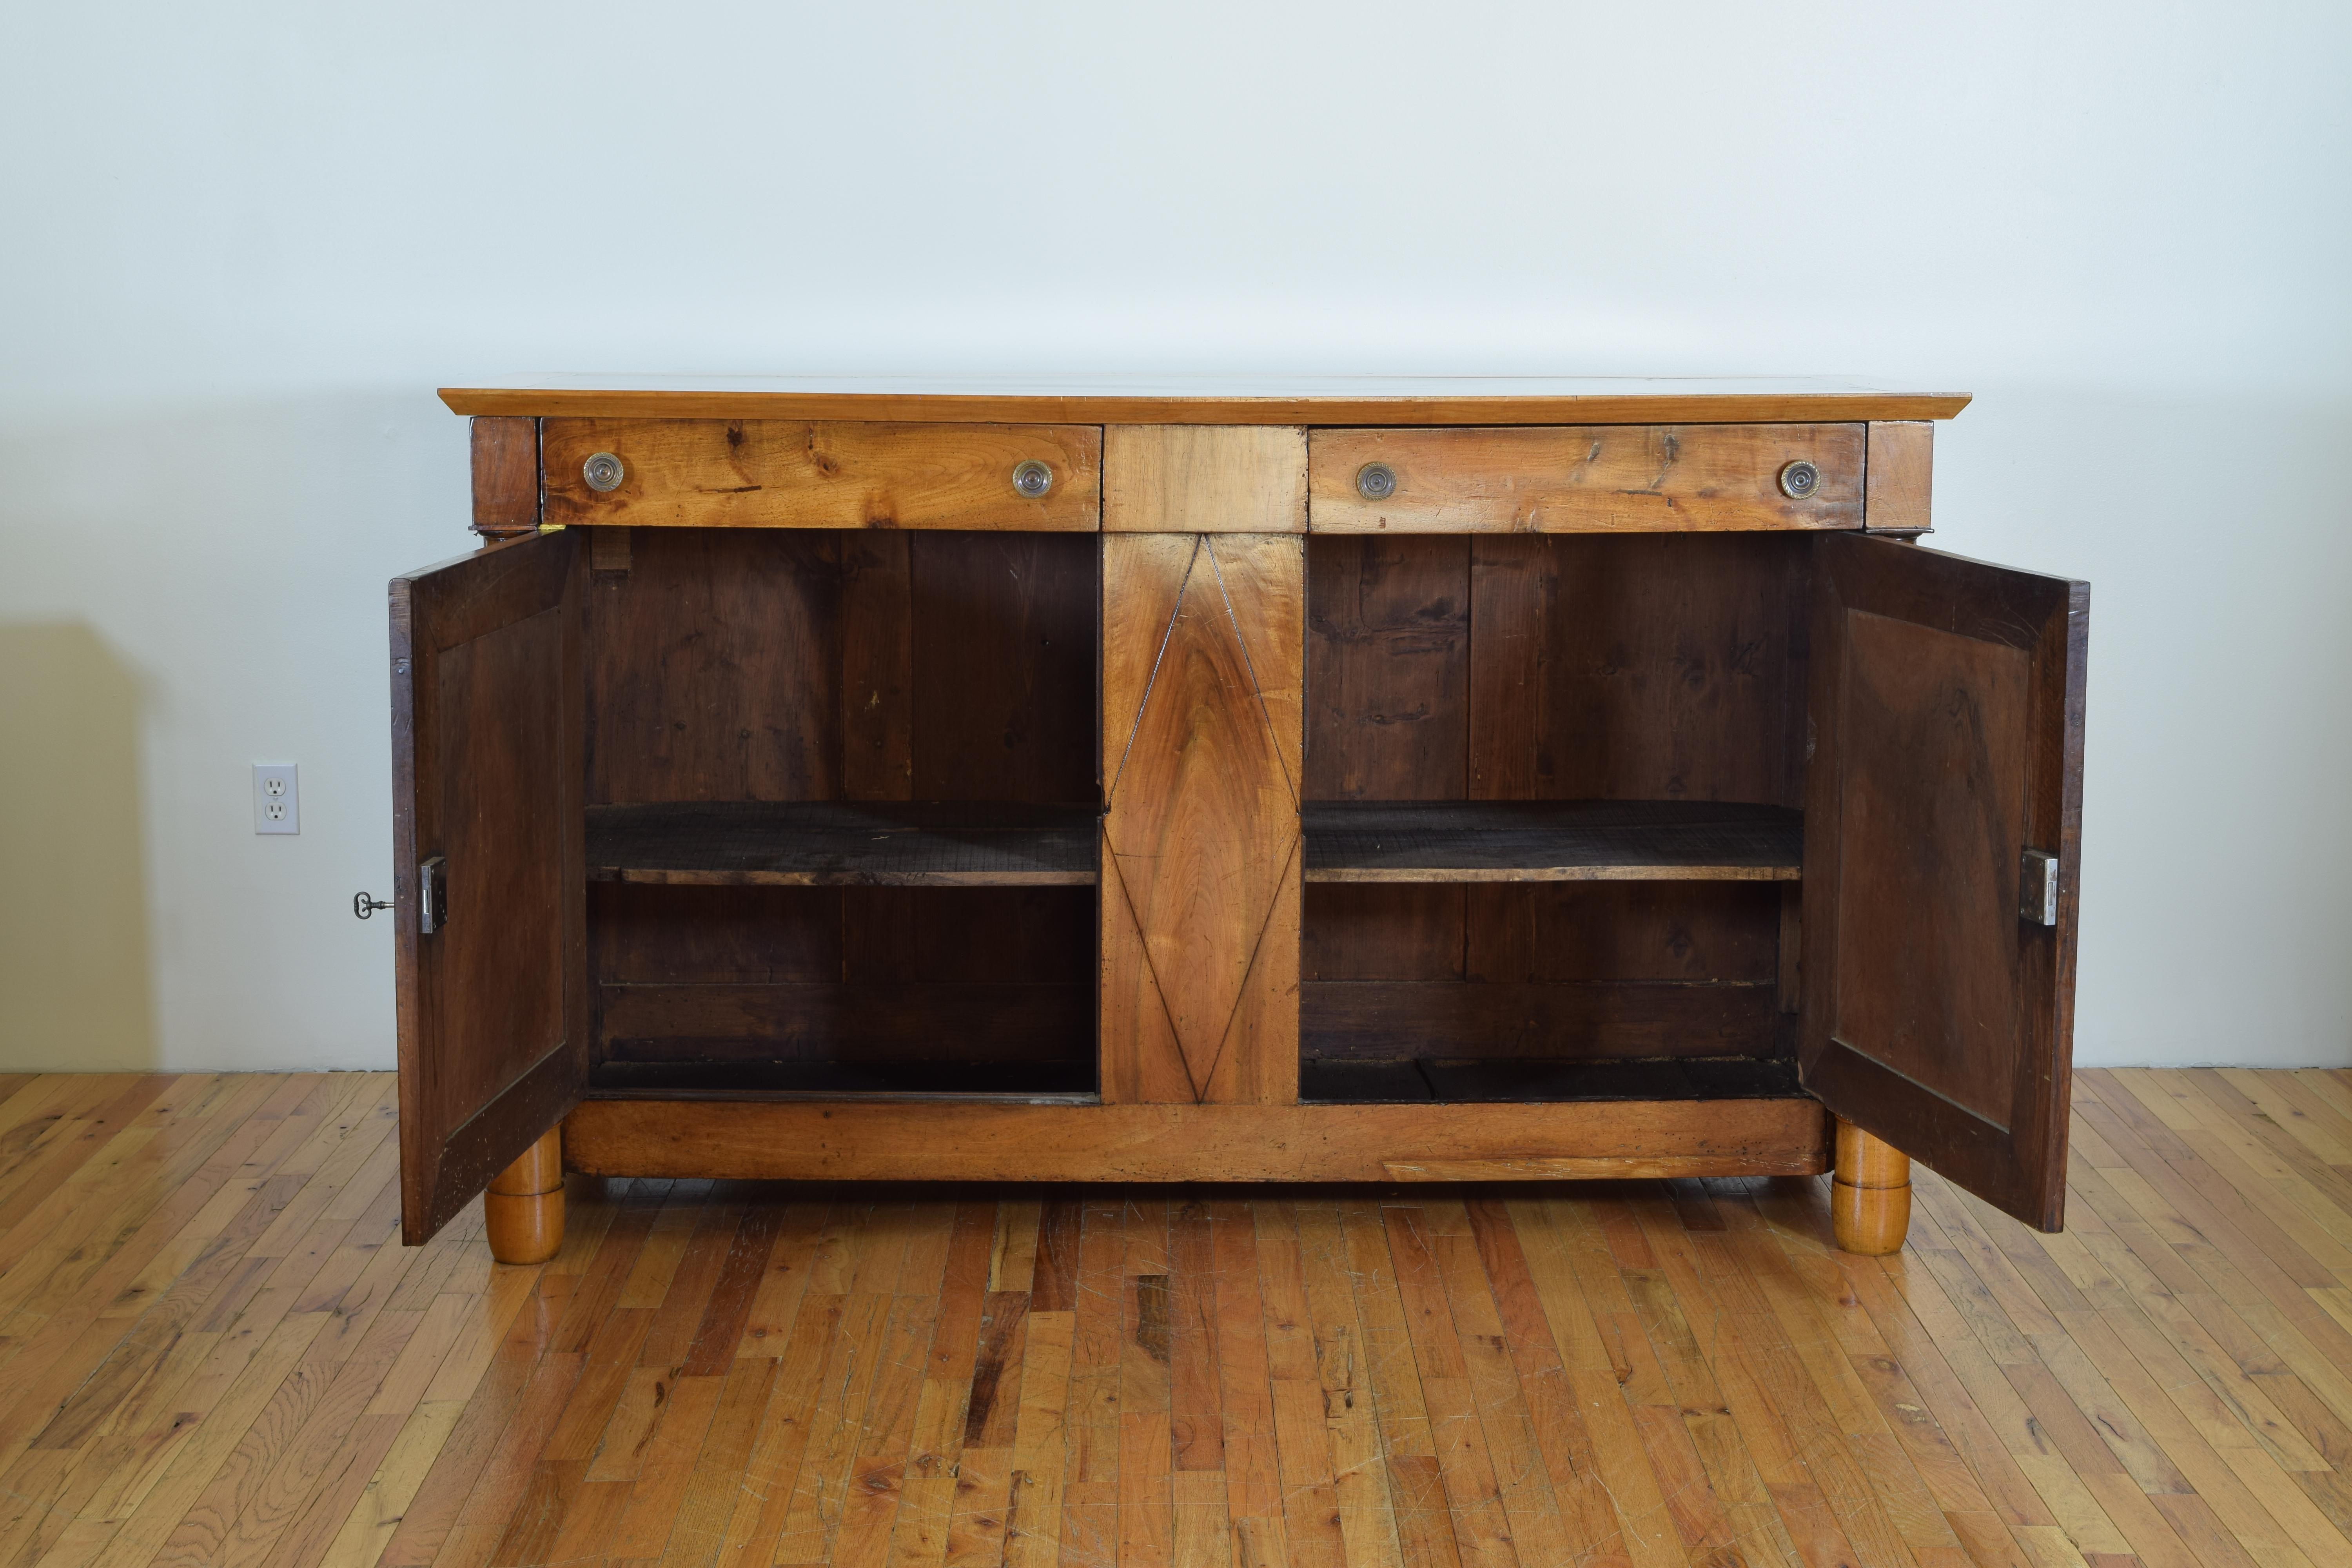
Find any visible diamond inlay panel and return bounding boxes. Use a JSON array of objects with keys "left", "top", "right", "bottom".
[{"left": 1101, "top": 534, "right": 1302, "bottom": 1104}]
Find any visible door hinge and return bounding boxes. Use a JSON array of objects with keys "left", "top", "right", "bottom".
[
  {"left": 419, "top": 856, "right": 449, "bottom": 935},
  {"left": 2020, "top": 849, "right": 2059, "bottom": 927}
]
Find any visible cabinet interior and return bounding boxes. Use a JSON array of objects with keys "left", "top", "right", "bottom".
[
  {"left": 581, "top": 528, "right": 1102, "bottom": 1099},
  {"left": 1299, "top": 532, "right": 1815, "bottom": 1102},
  {"left": 570, "top": 526, "right": 1824, "bottom": 1107}
]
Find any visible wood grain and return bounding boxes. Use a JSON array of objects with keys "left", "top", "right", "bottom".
[
  {"left": 541, "top": 419, "right": 1102, "bottom": 530},
  {"left": 1299, "top": 533, "right": 1810, "bottom": 1082},
  {"left": 1308, "top": 425, "right": 1867, "bottom": 533},
  {"left": 1301, "top": 979, "right": 1783, "bottom": 1062},
  {"left": 443, "top": 380, "right": 1975, "bottom": 425},
  {"left": 390, "top": 528, "right": 585, "bottom": 1245},
  {"left": 1832, "top": 1117, "right": 1914, "bottom": 1255},
  {"left": 4, "top": 1067, "right": 2349, "bottom": 1568},
  {"left": 583, "top": 528, "right": 843, "bottom": 805},
  {"left": 1866, "top": 421, "right": 1936, "bottom": 534},
  {"left": 1101, "top": 534, "right": 1303, "bottom": 1105},
  {"left": 1801, "top": 535, "right": 2089, "bottom": 1232},
  {"left": 1470, "top": 532, "right": 1813, "bottom": 807},
  {"left": 594, "top": 982, "right": 1094, "bottom": 1069},
  {"left": 1305, "top": 534, "right": 1470, "bottom": 801},
  {"left": 1302, "top": 799, "right": 1802, "bottom": 882},
  {"left": 583, "top": 527, "right": 1098, "bottom": 807},
  {"left": 1103, "top": 425, "right": 1308, "bottom": 533},
  {"left": 584, "top": 800, "right": 1099, "bottom": 886},
  {"left": 591, "top": 880, "right": 1096, "bottom": 1081},
  {"left": 470, "top": 416, "right": 540, "bottom": 538},
  {"left": 562, "top": 1097, "right": 1830, "bottom": 1181}
]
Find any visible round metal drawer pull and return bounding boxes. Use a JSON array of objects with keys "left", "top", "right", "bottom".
[
  {"left": 1356, "top": 462, "right": 1397, "bottom": 501},
  {"left": 1778, "top": 459, "right": 1820, "bottom": 500},
  {"left": 583, "top": 452, "right": 626, "bottom": 493},
  {"left": 1011, "top": 460, "right": 1054, "bottom": 499}
]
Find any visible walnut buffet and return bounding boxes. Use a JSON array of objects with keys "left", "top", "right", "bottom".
[{"left": 387, "top": 379, "right": 2088, "bottom": 1266}]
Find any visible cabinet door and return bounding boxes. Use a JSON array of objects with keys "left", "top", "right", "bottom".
[
  {"left": 390, "top": 528, "right": 587, "bottom": 1244},
  {"left": 1800, "top": 533, "right": 2088, "bottom": 1229}
]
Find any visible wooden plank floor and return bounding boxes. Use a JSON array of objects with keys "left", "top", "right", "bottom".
[{"left": 5, "top": 1072, "right": 2352, "bottom": 1568}]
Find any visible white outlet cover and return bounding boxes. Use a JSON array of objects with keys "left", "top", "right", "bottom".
[{"left": 253, "top": 762, "right": 299, "bottom": 835}]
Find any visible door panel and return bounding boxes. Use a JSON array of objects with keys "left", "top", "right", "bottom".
[
  {"left": 392, "top": 528, "right": 587, "bottom": 1243},
  {"left": 1801, "top": 534, "right": 2087, "bottom": 1230}
]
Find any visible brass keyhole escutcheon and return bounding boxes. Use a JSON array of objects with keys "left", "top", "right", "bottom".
[
  {"left": 583, "top": 452, "right": 626, "bottom": 493},
  {"left": 1011, "top": 460, "right": 1053, "bottom": 499},
  {"left": 1356, "top": 462, "right": 1397, "bottom": 501}
]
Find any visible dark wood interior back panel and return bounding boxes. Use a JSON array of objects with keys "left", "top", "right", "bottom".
[
  {"left": 907, "top": 533, "right": 1099, "bottom": 802},
  {"left": 839, "top": 887, "right": 1093, "bottom": 985},
  {"left": 1304, "top": 886, "right": 1468, "bottom": 982},
  {"left": 1301, "top": 880, "right": 1784, "bottom": 1063},
  {"left": 592, "top": 884, "right": 1093, "bottom": 988},
  {"left": 588, "top": 529, "right": 844, "bottom": 805},
  {"left": 1302, "top": 982, "right": 1779, "bottom": 1060},
  {"left": 1303, "top": 883, "right": 1779, "bottom": 984},
  {"left": 592, "top": 882, "right": 1094, "bottom": 1069},
  {"left": 841, "top": 533, "right": 914, "bottom": 798},
  {"left": 583, "top": 528, "right": 1102, "bottom": 1081},
  {"left": 1466, "top": 882, "right": 1782, "bottom": 982},
  {"left": 599, "top": 985, "right": 1094, "bottom": 1068},
  {"left": 1470, "top": 535, "right": 1812, "bottom": 806},
  {"left": 1298, "top": 532, "right": 1809, "bottom": 1066},
  {"left": 1305, "top": 535, "right": 1469, "bottom": 799},
  {"left": 592, "top": 883, "right": 840, "bottom": 984},
  {"left": 588, "top": 528, "right": 1099, "bottom": 806},
  {"left": 1305, "top": 534, "right": 1810, "bottom": 808}
]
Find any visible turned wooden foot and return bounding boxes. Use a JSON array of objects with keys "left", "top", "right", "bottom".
[
  {"left": 485, "top": 1127, "right": 564, "bottom": 1265},
  {"left": 1831, "top": 1118, "right": 1911, "bottom": 1255}
]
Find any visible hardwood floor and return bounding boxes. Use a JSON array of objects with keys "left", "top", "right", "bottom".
[{"left": 3, "top": 1071, "right": 2352, "bottom": 1568}]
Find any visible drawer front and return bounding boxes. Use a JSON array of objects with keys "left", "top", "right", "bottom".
[
  {"left": 1308, "top": 424, "right": 1865, "bottom": 533},
  {"left": 543, "top": 419, "right": 1102, "bottom": 531}
]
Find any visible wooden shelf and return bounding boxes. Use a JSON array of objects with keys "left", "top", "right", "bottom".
[
  {"left": 586, "top": 801, "right": 1099, "bottom": 887},
  {"left": 1302, "top": 800, "right": 1802, "bottom": 883}
]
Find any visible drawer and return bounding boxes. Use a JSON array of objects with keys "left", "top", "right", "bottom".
[
  {"left": 543, "top": 419, "right": 1102, "bottom": 531},
  {"left": 1308, "top": 424, "right": 1864, "bottom": 533}
]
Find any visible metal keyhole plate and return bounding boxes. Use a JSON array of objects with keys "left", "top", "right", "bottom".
[
  {"left": 1011, "top": 460, "right": 1053, "bottom": 498},
  {"left": 583, "top": 452, "right": 626, "bottom": 493},
  {"left": 1778, "top": 460, "right": 1820, "bottom": 500},
  {"left": 1356, "top": 462, "right": 1397, "bottom": 501}
]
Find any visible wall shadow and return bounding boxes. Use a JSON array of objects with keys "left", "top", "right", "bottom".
[{"left": 0, "top": 622, "right": 157, "bottom": 1067}]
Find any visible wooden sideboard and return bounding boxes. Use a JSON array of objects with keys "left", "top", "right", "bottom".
[{"left": 388, "top": 379, "right": 2086, "bottom": 1264}]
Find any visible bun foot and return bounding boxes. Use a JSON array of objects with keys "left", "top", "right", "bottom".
[
  {"left": 1831, "top": 1118, "right": 1911, "bottom": 1256},
  {"left": 485, "top": 1127, "right": 564, "bottom": 1265}
]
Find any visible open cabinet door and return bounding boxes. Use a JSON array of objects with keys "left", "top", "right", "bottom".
[
  {"left": 391, "top": 528, "right": 586, "bottom": 1244},
  {"left": 1801, "top": 533, "right": 2087, "bottom": 1230}
]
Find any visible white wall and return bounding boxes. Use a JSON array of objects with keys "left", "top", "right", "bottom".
[{"left": 2, "top": 0, "right": 2346, "bottom": 1071}]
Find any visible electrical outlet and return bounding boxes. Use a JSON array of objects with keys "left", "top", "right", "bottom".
[{"left": 253, "top": 763, "right": 299, "bottom": 835}]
